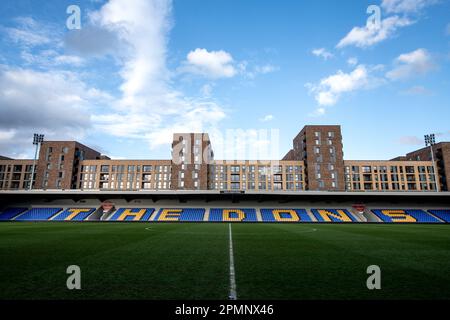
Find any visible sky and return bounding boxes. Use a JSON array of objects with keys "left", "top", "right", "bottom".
[{"left": 0, "top": 0, "right": 449, "bottom": 161}]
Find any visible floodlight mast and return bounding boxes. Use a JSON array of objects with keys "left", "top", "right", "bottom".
[
  {"left": 424, "top": 134, "right": 440, "bottom": 192},
  {"left": 29, "top": 134, "right": 44, "bottom": 191}
]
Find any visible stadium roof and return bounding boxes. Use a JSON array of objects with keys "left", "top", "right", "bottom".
[{"left": 1, "top": 190, "right": 449, "bottom": 204}]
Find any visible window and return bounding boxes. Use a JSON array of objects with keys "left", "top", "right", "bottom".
[
  {"left": 101, "top": 165, "right": 109, "bottom": 172},
  {"left": 231, "top": 182, "right": 240, "bottom": 190},
  {"left": 405, "top": 166, "right": 415, "bottom": 174},
  {"left": 273, "top": 182, "right": 282, "bottom": 190},
  {"left": 362, "top": 166, "right": 371, "bottom": 173},
  {"left": 272, "top": 166, "right": 282, "bottom": 174},
  {"left": 231, "top": 174, "right": 240, "bottom": 182},
  {"left": 231, "top": 165, "right": 240, "bottom": 173},
  {"left": 328, "top": 131, "right": 335, "bottom": 138}
]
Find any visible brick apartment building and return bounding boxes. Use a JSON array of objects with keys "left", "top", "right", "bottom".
[{"left": 0, "top": 125, "right": 448, "bottom": 192}]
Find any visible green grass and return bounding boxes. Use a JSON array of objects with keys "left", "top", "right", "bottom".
[{"left": 0, "top": 222, "right": 449, "bottom": 300}]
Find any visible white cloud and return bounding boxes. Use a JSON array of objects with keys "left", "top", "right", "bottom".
[
  {"left": 337, "top": 16, "right": 413, "bottom": 48},
  {"left": 241, "top": 63, "right": 279, "bottom": 79},
  {"left": 0, "top": 0, "right": 228, "bottom": 156},
  {"left": 254, "top": 64, "right": 278, "bottom": 74},
  {"left": 180, "top": 48, "right": 237, "bottom": 79},
  {"left": 347, "top": 57, "right": 358, "bottom": 66},
  {"left": 312, "top": 48, "right": 333, "bottom": 60},
  {"left": 0, "top": 129, "right": 15, "bottom": 141},
  {"left": 381, "top": 0, "right": 438, "bottom": 14},
  {"left": 4, "top": 17, "right": 55, "bottom": 47},
  {"left": 305, "top": 48, "right": 435, "bottom": 116},
  {"left": 0, "top": 66, "right": 112, "bottom": 156},
  {"left": 307, "top": 65, "right": 372, "bottom": 107},
  {"left": 86, "top": 0, "right": 226, "bottom": 149},
  {"left": 53, "top": 55, "right": 85, "bottom": 66},
  {"left": 259, "top": 114, "right": 274, "bottom": 122},
  {"left": 21, "top": 50, "right": 85, "bottom": 67},
  {"left": 308, "top": 107, "right": 326, "bottom": 117},
  {"left": 386, "top": 48, "right": 435, "bottom": 80}
]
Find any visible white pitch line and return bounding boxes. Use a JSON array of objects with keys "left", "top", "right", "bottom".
[{"left": 228, "top": 223, "right": 237, "bottom": 300}]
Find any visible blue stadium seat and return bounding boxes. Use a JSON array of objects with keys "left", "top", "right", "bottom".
[
  {"left": 260, "top": 209, "right": 311, "bottom": 222},
  {"left": 372, "top": 209, "right": 442, "bottom": 223},
  {"left": 311, "top": 209, "right": 356, "bottom": 222},
  {"left": 15, "top": 208, "right": 62, "bottom": 221},
  {"left": 53, "top": 208, "right": 96, "bottom": 221},
  {"left": 109, "top": 208, "right": 154, "bottom": 221},
  {"left": 428, "top": 210, "right": 450, "bottom": 223},
  {"left": 153, "top": 208, "right": 205, "bottom": 222},
  {"left": 0, "top": 207, "right": 28, "bottom": 221},
  {"left": 209, "top": 208, "right": 257, "bottom": 222},
  {"left": 404, "top": 209, "right": 442, "bottom": 223}
]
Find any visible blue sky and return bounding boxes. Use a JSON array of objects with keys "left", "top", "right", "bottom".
[{"left": 0, "top": 0, "right": 449, "bottom": 160}]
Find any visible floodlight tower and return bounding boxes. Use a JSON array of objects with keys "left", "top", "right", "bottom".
[
  {"left": 29, "top": 133, "right": 44, "bottom": 190},
  {"left": 424, "top": 134, "right": 440, "bottom": 192}
]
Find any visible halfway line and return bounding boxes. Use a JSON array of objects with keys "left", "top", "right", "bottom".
[{"left": 228, "top": 223, "right": 237, "bottom": 300}]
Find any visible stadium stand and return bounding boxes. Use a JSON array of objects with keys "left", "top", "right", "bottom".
[
  {"left": 260, "top": 209, "right": 312, "bottom": 222},
  {"left": 209, "top": 208, "right": 257, "bottom": 222},
  {"left": 15, "top": 208, "right": 62, "bottom": 221},
  {"left": 53, "top": 208, "right": 97, "bottom": 221},
  {"left": 0, "top": 207, "right": 28, "bottom": 221},
  {"left": 1, "top": 205, "right": 449, "bottom": 223},
  {"left": 109, "top": 208, "right": 154, "bottom": 221},
  {"left": 371, "top": 209, "right": 443, "bottom": 223},
  {"left": 311, "top": 209, "right": 356, "bottom": 222},
  {"left": 153, "top": 208, "right": 205, "bottom": 221},
  {"left": 427, "top": 210, "right": 450, "bottom": 223}
]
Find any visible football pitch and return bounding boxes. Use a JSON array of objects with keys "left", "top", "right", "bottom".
[{"left": 0, "top": 222, "right": 450, "bottom": 300}]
